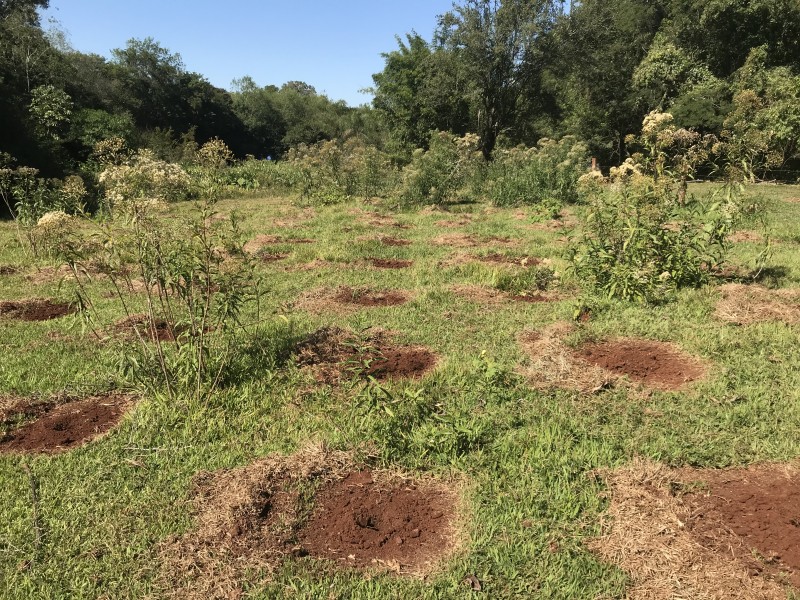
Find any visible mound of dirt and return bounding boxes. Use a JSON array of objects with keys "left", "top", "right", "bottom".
[
  {"left": 333, "top": 287, "right": 409, "bottom": 307},
  {"left": 0, "top": 394, "right": 133, "bottom": 453},
  {"left": 294, "top": 327, "right": 436, "bottom": 384},
  {"left": 158, "top": 446, "right": 460, "bottom": 599},
  {"left": 716, "top": 284, "right": 800, "bottom": 325},
  {"left": 0, "top": 298, "right": 76, "bottom": 321},
  {"left": 369, "top": 258, "right": 413, "bottom": 269},
  {"left": 589, "top": 460, "right": 798, "bottom": 599},
  {"left": 575, "top": 339, "right": 704, "bottom": 390},
  {"left": 298, "top": 470, "right": 455, "bottom": 569},
  {"left": 379, "top": 236, "right": 413, "bottom": 247}
]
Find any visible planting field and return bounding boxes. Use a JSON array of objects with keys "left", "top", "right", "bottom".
[{"left": 2, "top": 183, "right": 800, "bottom": 599}]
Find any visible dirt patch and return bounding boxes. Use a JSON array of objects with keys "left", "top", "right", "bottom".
[
  {"left": 257, "top": 251, "right": 289, "bottom": 264},
  {"left": 575, "top": 339, "right": 705, "bottom": 390},
  {"left": 296, "top": 286, "right": 412, "bottom": 315},
  {"left": 588, "top": 459, "right": 798, "bottom": 599},
  {"left": 0, "top": 298, "right": 76, "bottom": 321},
  {"left": 243, "top": 234, "right": 315, "bottom": 254},
  {"left": 0, "top": 394, "right": 133, "bottom": 454},
  {"left": 298, "top": 469, "right": 455, "bottom": 570},
  {"left": 158, "top": 446, "right": 460, "bottom": 599},
  {"left": 432, "top": 234, "right": 517, "bottom": 249},
  {"left": 784, "top": 197, "right": 800, "bottom": 203},
  {"left": 450, "top": 284, "right": 560, "bottom": 306},
  {"left": 518, "top": 323, "right": 612, "bottom": 393},
  {"left": 294, "top": 327, "right": 436, "bottom": 384},
  {"left": 435, "top": 219, "right": 472, "bottom": 228},
  {"left": 0, "top": 265, "right": 18, "bottom": 275},
  {"left": 477, "top": 253, "right": 540, "bottom": 267},
  {"left": 378, "top": 236, "right": 413, "bottom": 247},
  {"left": 729, "top": 230, "right": 765, "bottom": 243},
  {"left": 369, "top": 258, "right": 413, "bottom": 269},
  {"left": 111, "top": 314, "right": 185, "bottom": 342},
  {"left": 333, "top": 287, "right": 409, "bottom": 307},
  {"left": 715, "top": 283, "right": 800, "bottom": 325}
]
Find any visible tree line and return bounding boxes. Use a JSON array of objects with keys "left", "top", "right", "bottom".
[{"left": 2, "top": 0, "right": 799, "bottom": 179}]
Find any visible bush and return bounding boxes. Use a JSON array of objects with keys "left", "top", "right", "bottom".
[
  {"left": 483, "top": 136, "right": 589, "bottom": 210},
  {"left": 398, "top": 131, "right": 481, "bottom": 205}
]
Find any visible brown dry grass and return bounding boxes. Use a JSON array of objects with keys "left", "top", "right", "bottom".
[
  {"left": 715, "top": 283, "right": 800, "bottom": 325},
  {"left": 156, "top": 443, "right": 464, "bottom": 599},
  {"left": 517, "top": 322, "right": 611, "bottom": 393},
  {"left": 587, "top": 459, "right": 791, "bottom": 600}
]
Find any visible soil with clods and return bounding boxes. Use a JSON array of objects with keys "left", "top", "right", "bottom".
[
  {"left": 157, "top": 447, "right": 460, "bottom": 599},
  {"left": 575, "top": 339, "right": 705, "bottom": 390},
  {"left": 369, "top": 258, "right": 413, "bottom": 269},
  {"left": 297, "top": 470, "right": 456, "bottom": 570},
  {"left": 589, "top": 460, "right": 799, "bottom": 599},
  {"left": 294, "top": 327, "right": 437, "bottom": 384},
  {"left": 0, "top": 394, "right": 133, "bottom": 453},
  {"left": 0, "top": 298, "right": 76, "bottom": 321}
]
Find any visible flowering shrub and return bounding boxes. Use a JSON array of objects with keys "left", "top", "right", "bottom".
[
  {"left": 398, "top": 132, "right": 481, "bottom": 205},
  {"left": 484, "top": 136, "right": 589, "bottom": 210},
  {"left": 99, "top": 148, "right": 191, "bottom": 217},
  {"left": 195, "top": 138, "right": 234, "bottom": 170}
]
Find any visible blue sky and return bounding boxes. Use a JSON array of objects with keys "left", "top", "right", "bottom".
[{"left": 41, "top": 1, "right": 455, "bottom": 107}]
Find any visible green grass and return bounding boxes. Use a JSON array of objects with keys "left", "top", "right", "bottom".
[{"left": 1, "top": 183, "right": 800, "bottom": 599}]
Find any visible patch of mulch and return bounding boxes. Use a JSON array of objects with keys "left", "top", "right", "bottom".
[
  {"left": 715, "top": 283, "right": 800, "bottom": 325},
  {"left": 0, "top": 298, "right": 76, "bottom": 321},
  {"left": 157, "top": 446, "right": 461, "bottom": 599},
  {"left": 0, "top": 394, "right": 133, "bottom": 454},
  {"left": 0, "top": 265, "right": 19, "bottom": 275},
  {"left": 294, "top": 327, "right": 436, "bottom": 384},
  {"left": 369, "top": 258, "right": 413, "bottom": 269},
  {"left": 574, "top": 339, "right": 705, "bottom": 390},
  {"left": 476, "top": 253, "right": 540, "bottom": 267},
  {"left": 378, "top": 236, "right": 413, "bottom": 247},
  {"left": 298, "top": 470, "right": 455, "bottom": 570},
  {"left": 588, "top": 459, "right": 798, "bottom": 599}
]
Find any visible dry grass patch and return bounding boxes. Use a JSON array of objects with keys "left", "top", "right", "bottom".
[
  {"left": 157, "top": 444, "right": 462, "bottom": 599},
  {"left": 715, "top": 283, "right": 800, "bottom": 325},
  {"left": 588, "top": 459, "right": 798, "bottom": 599}
]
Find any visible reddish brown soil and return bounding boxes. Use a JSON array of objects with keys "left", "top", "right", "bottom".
[
  {"left": 575, "top": 339, "right": 704, "bottom": 390},
  {"left": 113, "top": 314, "right": 181, "bottom": 342},
  {"left": 0, "top": 298, "right": 76, "bottom": 321},
  {"left": 364, "top": 348, "right": 437, "bottom": 381},
  {"left": 508, "top": 293, "right": 550, "bottom": 303},
  {"left": 370, "top": 258, "right": 413, "bottom": 269},
  {"left": 333, "top": 288, "right": 409, "bottom": 307},
  {"left": 681, "top": 466, "right": 800, "bottom": 588},
  {"left": 297, "top": 470, "right": 455, "bottom": 570},
  {"left": 477, "top": 253, "right": 540, "bottom": 267},
  {"left": 378, "top": 237, "right": 413, "bottom": 247},
  {"left": 0, "top": 394, "right": 132, "bottom": 453}
]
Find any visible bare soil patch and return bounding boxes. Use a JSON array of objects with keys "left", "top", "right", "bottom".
[
  {"left": 715, "top": 283, "right": 800, "bottom": 325},
  {"left": 588, "top": 459, "right": 798, "bottom": 599},
  {"left": 158, "top": 446, "right": 460, "bottom": 599},
  {"left": 0, "top": 265, "right": 18, "bottom": 275},
  {"left": 294, "top": 327, "right": 436, "bottom": 384},
  {"left": 450, "top": 284, "right": 560, "bottom": 306},
  {"left": 369, "top": 258, "right": 413, "bottom": 269},
  {"left": 728, "top": 229, "right": 765, "bottom": 243},
  {"left": 111, "top": 314, "right": 182, "bottom": 342},
  {"left": 333, "top": 287, "right": 409, "bottom": 307},
  {"left": 296, "top": 286, "right": 412, "bottom": 315},
  {"left": 243, "top": 234, "right": 315, "bottom": 254},
  {"left": 257, "top": 251, "right": 289, "bottom": 264},
  {"left": 378, "top": 236, "right": 413, "bottom": 247},
  {"left": 0, "top": 394, "right": 133, "bottom": 454},
  {"left": 0, "top": 298, "right": 76, "bottom": 321},
  {"left": 574, "top": 339, "right": 705, "bottom": 390}
]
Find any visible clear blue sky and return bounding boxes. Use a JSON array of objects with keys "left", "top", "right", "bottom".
[{"left": 41, "top": 1, "right": 455, "bottom": 107}]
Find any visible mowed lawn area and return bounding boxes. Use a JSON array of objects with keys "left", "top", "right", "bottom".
[{"left": 2, "top": 183, "right": 800, "bottom": 599}]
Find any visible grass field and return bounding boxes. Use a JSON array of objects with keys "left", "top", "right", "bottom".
[{"left": 1, "top": 183, "right": 800, "bottom": 599}]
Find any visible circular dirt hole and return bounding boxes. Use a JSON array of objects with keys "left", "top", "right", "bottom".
[
  {"left": 0, "top": 299, "right": 76, "bottom": 321},
  {"left": 297, "top": 470, "right": 456, "bottom": 570},
  {"left": 364, "top": 347, "right": 437, "bottom": 381},
  {"left": 575, "top": 339, "right": 704, "bottom": 390},
  {"left": 369, "top": 258, "right": 413, "bottom": 269},
  {"left": 334, "top": 287, "right": 409, "bottom": 307},
  {"left": 0, "top": 394, "right": 133, "bottom": 453},
  {"left": 379, "top": 237, "right": 412, "bottom": 247}
]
